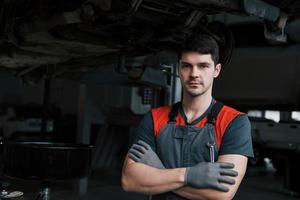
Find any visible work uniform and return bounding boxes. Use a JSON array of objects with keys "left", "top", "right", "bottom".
[{"left": 133, "top": 100, "right": 254, "bottom": 200}]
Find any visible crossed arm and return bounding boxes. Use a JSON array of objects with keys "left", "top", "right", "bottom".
[
  {"left": 122, "top": 152, "right": 247, "bottom": 200},
  {"left": 172, "top": 154, "right": 248, "bottom": 200},
  {"left": 122, "top": 156, "right": 186, "bottom": 195}
]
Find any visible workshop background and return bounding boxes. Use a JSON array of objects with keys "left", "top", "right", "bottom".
[{"left": 1, "top": 0, "right": 300, "bottom": 199}]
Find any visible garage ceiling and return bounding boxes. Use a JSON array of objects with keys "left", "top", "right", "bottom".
[{"left": 0, "top": 0, "right": 299, "bottom": 81}]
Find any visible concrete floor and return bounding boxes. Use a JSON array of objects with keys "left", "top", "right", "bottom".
[{"left": 3, "top": 163, "right": 300, "bottom": 200}]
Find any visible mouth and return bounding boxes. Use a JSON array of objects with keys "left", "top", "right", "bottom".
[
  {"left": 187, "top": 82, "right": 202, "bottom": 87},
  {"left": 187, "top": 83, "right": 201, "bottom": 89}
]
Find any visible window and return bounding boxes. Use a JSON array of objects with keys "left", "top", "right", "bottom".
[
  {"left": 292, "top": 111, "right": 300, "bottom": 121},
  {"left": 265, "top": 110, "right": 280, "bottom": 122},
  {"left": 247, "top": 110, "right": 263, "bottom": 118}
]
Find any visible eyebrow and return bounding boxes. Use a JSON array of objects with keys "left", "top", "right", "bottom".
[{"left": 179, "top": 61, "right": 211, "bottom": 66}]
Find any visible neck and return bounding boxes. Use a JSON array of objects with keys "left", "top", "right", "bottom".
[{"left": 182, "top": 91, "right": 212, "bottom": 121}]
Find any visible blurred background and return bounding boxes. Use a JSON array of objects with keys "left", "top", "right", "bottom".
[{"left": 0, "top": 0, "right": 300, "bottom": 199}]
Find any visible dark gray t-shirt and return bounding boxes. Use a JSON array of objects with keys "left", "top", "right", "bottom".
[{"left": 134, "top": 104, "right": 254, "bottom": 158}]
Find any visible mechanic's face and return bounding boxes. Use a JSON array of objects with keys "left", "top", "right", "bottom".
[{"left": 178, "top": 52, "right": 221, "bottom": 98}]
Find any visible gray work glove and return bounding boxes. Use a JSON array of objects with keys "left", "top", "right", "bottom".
[
  {"left": 185, "top": 162, "right": 238, "bottom": 192},
  {"left": 128, "top": 140, "right": 165, "bottom": 169}
]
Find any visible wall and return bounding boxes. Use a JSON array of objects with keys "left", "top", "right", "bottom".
[{"left": 214, "top": 44, "right": 300, "bottom": 110}]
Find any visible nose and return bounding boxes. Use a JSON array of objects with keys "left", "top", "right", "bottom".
[{"left": 189, "top": 65, "right": 199, "bottom": 78}]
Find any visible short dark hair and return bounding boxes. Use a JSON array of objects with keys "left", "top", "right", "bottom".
[{"left": 178, "top": 34, "right": 219, "bottom": 65}]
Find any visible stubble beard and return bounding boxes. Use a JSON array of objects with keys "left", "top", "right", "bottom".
[
  {"left": 183, "top": 81, "right": 212, "bottom": 98},
  {"left": 187, "top": 90, "right": 205, "bottom": 97},
  {"left": 183, "top": 84, "right": 206, "bottom": 98}
]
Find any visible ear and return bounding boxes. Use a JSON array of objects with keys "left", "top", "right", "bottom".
[{"left": 214, "top": 63, "right": 222, "bottom": 78}]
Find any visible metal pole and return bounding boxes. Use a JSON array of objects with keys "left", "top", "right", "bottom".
[{"left": 41, "top": 78, "right": 51, "bottom": 139}]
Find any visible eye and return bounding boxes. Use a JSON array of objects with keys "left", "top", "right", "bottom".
[
  {"left": 180, "top": 63, "right": 191, "bottom": 68},
  {"left": 198, "top": 64, "right": 210, "bottom": 69}
]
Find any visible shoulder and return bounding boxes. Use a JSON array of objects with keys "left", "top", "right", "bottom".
[
  {"left": 151, "top": 105, "right": 171, "bottom": 116},
  {"left": 218, "top": 108, "right": 254, "bottom": 157},
  {"left": 218, "top": 105, "right": 244, "bottom": 122},
  {"left": 217, "top": 105, "right": 252, "bottom": 137},
  {"left": 214, "top": 104, "right": 245, "bottom": 145},
  {"left": 151, "top": 105, "right": 172, "bottom": 137},
  {"left": 216, "top": 105, "right": 244, "bottom": 129},
  {"left": 151, "top": 105, "right": 172, "bottom": 122}
]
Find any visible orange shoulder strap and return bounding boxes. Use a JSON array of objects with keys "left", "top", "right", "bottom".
[
  {"left": 151, "top": 106, "right": 171, "bottom": 137},
  {"left": 214, "top": 105, "right": 244, "bottom": 147}
]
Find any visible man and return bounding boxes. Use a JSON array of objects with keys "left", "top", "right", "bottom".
[{"left": 122, "top": 34, "right": 253, "bottom": 200}]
